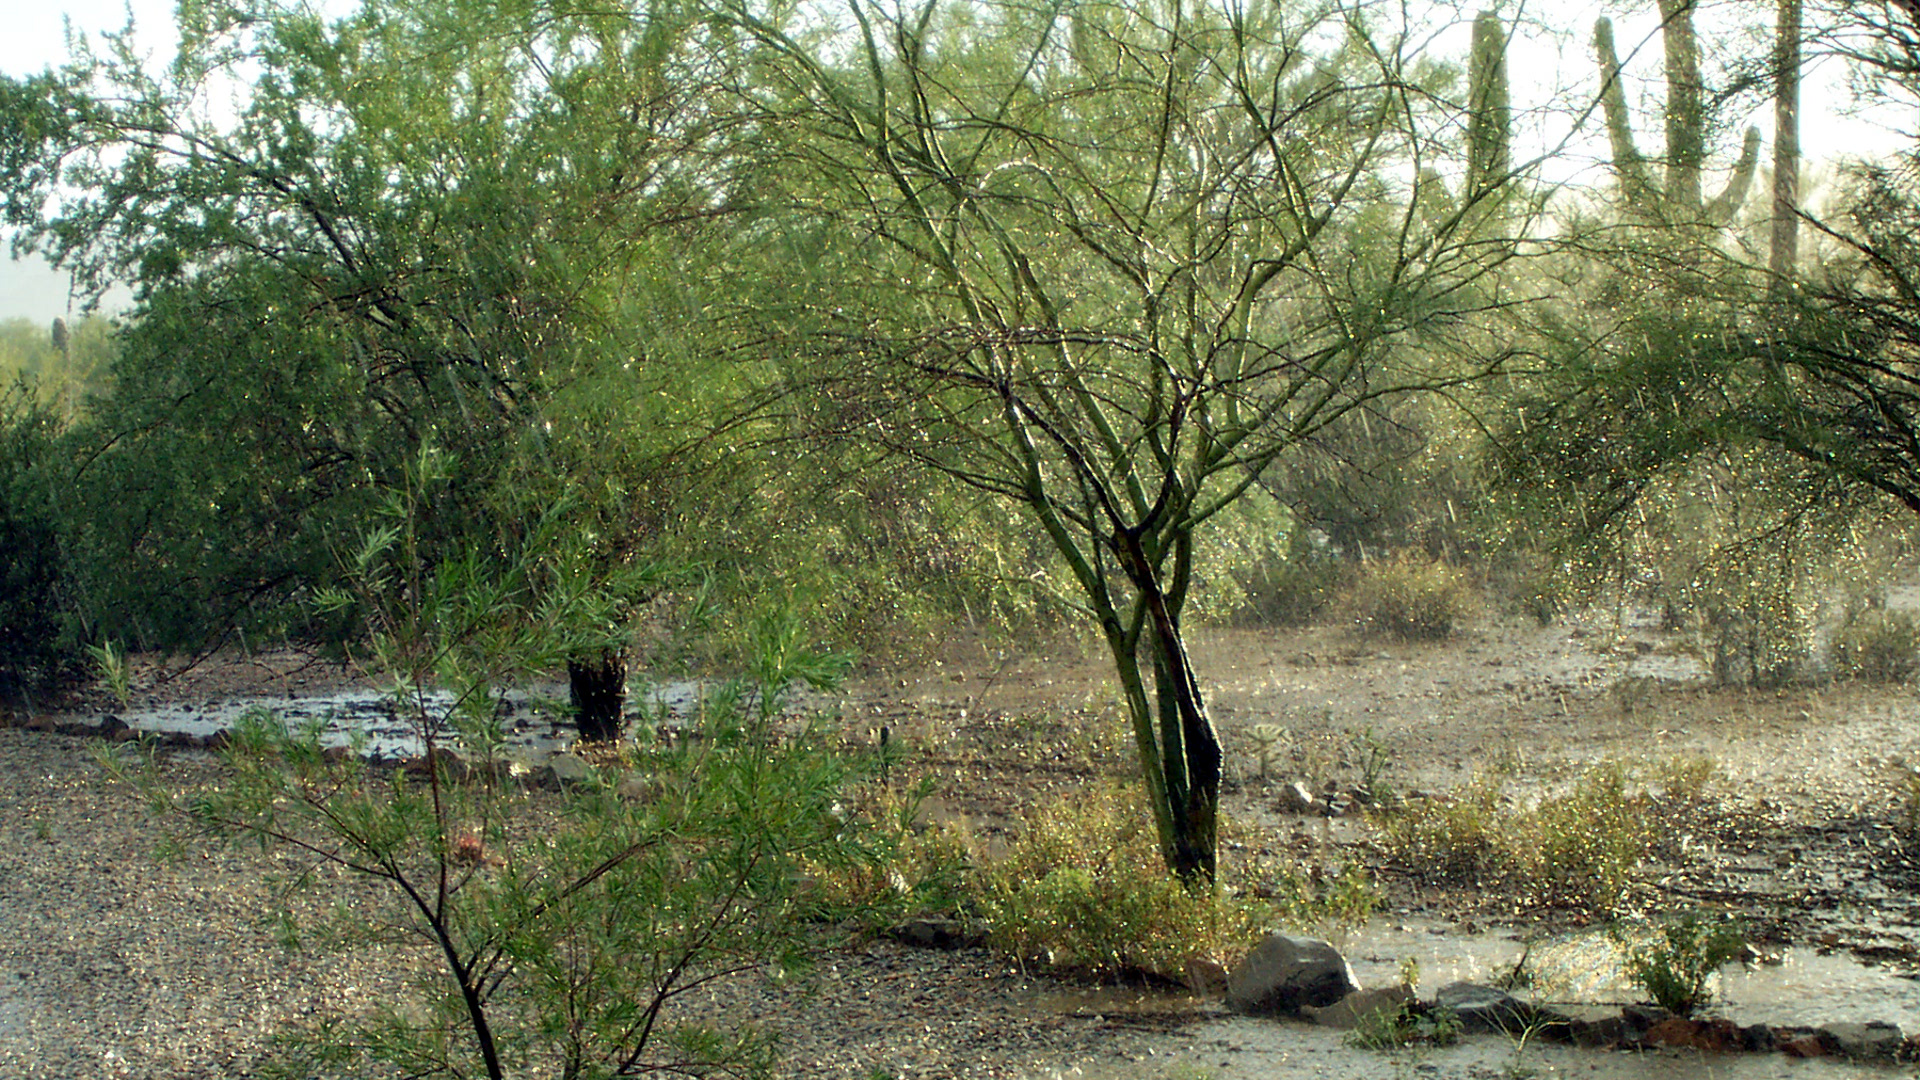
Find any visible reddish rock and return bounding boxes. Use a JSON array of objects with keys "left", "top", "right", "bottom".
[
  {"left": 1645, "top": 1017, "right": 1741, "bottom": 1052},
  {"left": 1781, "top": 1035, "right": 1829, "bottom": 1058}
]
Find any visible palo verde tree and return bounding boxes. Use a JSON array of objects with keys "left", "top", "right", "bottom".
[
  {"left": 0, "top": 0, "right": 731, "bottom": 730},
  {"left": 718, "top": 0, "right": 1534, "bottom": 879}
]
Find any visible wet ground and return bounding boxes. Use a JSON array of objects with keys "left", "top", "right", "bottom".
[{"left": 44, "top": 604, "right": 1920, "bottom": 1078}]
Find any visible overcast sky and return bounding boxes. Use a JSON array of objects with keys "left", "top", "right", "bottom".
[{"left": 1, "top": 0, "right": 1912, "bottom": 325}]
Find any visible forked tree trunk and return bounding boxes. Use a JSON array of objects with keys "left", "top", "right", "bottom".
[{"left": 568, "top": 647, "right": 627, "bottom": 743}]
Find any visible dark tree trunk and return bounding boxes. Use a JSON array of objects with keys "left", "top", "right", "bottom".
[{"left": 568, "top": 647, "right": 627, "bottom": 743}]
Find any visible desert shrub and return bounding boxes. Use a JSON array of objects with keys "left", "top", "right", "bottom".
[
  {"left": 106, "top": 466, "right": 869, "bottom": 1080},
  {"left": 1617, "top": 913, "right": 1747, "bottom": 1016},
  {"left": 1372, "top": 761, "right": 1716, "bottom": 915},
  {"left": 1233, "top": 528, "right": 1347, "bottom": 627},
  {"left": 974, "top": 784, "right": 1268, "bottom": 979},
  {"left": 0, "top": 381, "right": 78, "bottom": 698},
  {"left": 1345, "top": 555, "right": 1477, "bottom": 641},
  {"left": 800, "top": 779, "right": 977, "bottom": 925},
  {"left": 1831, "top": 608, "right": 1920, "bottom": 683}
]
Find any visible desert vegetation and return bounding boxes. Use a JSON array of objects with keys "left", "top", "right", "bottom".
[{"left": 8, "top": 0, "right": 1920, "bottom": 1075}]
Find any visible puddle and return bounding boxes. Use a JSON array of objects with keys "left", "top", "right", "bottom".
[
  {"left": 1341, "top": 920, "right": 1920, "bottom": 1031},
  {"left": 1028, "top": 922, "right": 1920, "bottom": 1079},
  {"left": 106, "top": 681, "right": 714, "bottom": 761}
]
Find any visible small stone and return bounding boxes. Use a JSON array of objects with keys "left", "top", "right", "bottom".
[
  {"left": 1644, "top": 1017, "right": 1741, "bottom": 1052},
  {"left": 1275, "top": 782, "right": 1315, "bottom": 813}
]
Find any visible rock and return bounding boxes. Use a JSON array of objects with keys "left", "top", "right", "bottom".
[
  {"left": 1780, "top": 1032, "right": 1834, "bottom": 1058},
  {"left": 1823, "top": 1021, "right": 1904, "bottom": 1060},
  {"left": 24, "top": 714, "right": 57, "bottom": 733},
  {"left": 1741, "top": 1023, "right": 1777, "bottom": 1053},
  {"left": 892, "top": 916, "right": 978, "bottom": 950},
  {"left": 1183, "top": 956, "right": 1230, "bottom": 996},
  {"left": 1431, "top": 982, "right": 1549, "bottom": 1035},
  {"left": 1620, "top": 1002, "right": 1675, "bottom": 1035},
  {"left": 403, "top": 747, "right": 471, "bottom": 783},
  {"left": 1226, "top": 934, "right": 1357, "bottom": 1016},
  {"left": 97, "top": 715, "right": 131, "bottom": 741},
  {"left": 532, "top": 752, "right": 595, "bottom": 790},
  {"left": 1644, "top": 1017, "right": 1741, "bottom": 1052},
  {"left": 1302, "top": 984, "right": 1415, "bottom": 1029},
  {"left": 1557, "top": 1005, "right": 1628, "bottom": 1048},
  {"left": 1275, "top": 782, "right": 1315, "bottom": 813}
]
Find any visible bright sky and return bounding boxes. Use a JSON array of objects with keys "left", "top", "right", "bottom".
[{"left": 0, "top": 0, "right": 1913, "bottom": 324}]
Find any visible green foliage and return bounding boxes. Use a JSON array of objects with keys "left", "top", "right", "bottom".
[
  {"left": 1346, "top": 555, "right": 1478, "bottom": 642},
  {"left": 799, "top": 779, "right": 976, "bottom": 926},
  {"left": 1617, "top": 913, "right": 1747, "bottom": 1017},
  {"left": 104, "top": 470, "right": 866, "bottom": 1080},
  {"left": 1831, "top": 607, "right": 1920, "bottom": 683},
  {"left": 973, "top": 784, "right": 1267, "bottom": 979},
  {"left": 0, "top": 380, "right": 76, "bottom": 697},
  {"left": 1372, "top": 761, "right": 1718, "bottom": 915},
  {"left": 1344, "top": 1003, "right": 1462, "bottom": 1051}
]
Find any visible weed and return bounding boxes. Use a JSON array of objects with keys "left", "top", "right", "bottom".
[
  {"left": 1350, "top": 727, "right": 1395, "bottom": 806},
  {"left": 1617, "top": 912, "right": 1747, "bottom": 1016},
  {"left": 1344, "top": 1003, "right": 1462, "bottom": 1050},
  {"left": 86, "top": 639, "right": 130, "bottom": 708},
  {"left": 31, "top": 817, "right": 52, "bottom": 842}
]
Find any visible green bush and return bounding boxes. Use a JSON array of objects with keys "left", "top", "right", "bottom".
[
  {"left": 0, "top": 381, "right": 77, "bottom": 698},
  {"left": 1831, "top": 608, "right": 1920, "bottom": 683},
  {"left": 1346, "top": 555, "right": 1477, "bottom": 641},
  {"left": 1618, "top": 913, "right": 1746, "bottom": 1016},
  {"left": 1372, "top": 761, "right": 1715, "bottom": 915},
  {"left": 974, "top": 784, "right": 1268, "bottom": 979}
]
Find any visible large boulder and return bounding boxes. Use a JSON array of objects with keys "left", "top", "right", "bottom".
[{"left": 1226, "top": 934, "right": 1358, "bottom": 1016}]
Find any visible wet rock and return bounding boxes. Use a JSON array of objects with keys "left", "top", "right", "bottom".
[
  {"left": 1823, "top": 1021, "right": 1904, "bottom": 1060},
  {"left": 1302, "top": 984, "right": 1415, "bottom": 1029},
  {"left": 1430, "top": 982, "right": 1556, "bottom": 1035},
  {"left": 891, "top": 916, "right": 979, "bottom": 950},
  {"left": 532, "top": 752, "right": 595, "bottom": 789},
  {"left": 1275, "top": 782, "right": 1315, "bottom": 813},
  {"left": 1779, "top": 1031, "right": 1836, "bottom": 1058},
  {"left": 1557, "top": 1005, "right": 1628, "bottom": 1048},
  {"left": 1644, "top": 1017, "right": 1741, "bottom": 1052},
  {"left": 1226, "top": 934, "right": 1357, "bottom": 1016},
  {"left": 1620, "top": 1002, "right": 1675, "bottom": 1036},
  {"left": 1183, "top": 956, "right": 1230, "bottom": 996},
  {"left": 1740, "top": 1023, "right": 1777, "bottom": 1053}
]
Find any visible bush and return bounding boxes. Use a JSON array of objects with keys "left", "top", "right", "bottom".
[
  {"left": 1345, "top": 555, "right": 1477, "bottom": 641},
  {"left": 974, "top": 784, "right": 1268, "bottom": 980},
  {"left": 1371, "top": 761, "right": 1716, "bottom": 915},
  {"left": 0, "top": 382, "right": 77, "bottom": 698},
  {"left": 1831, "top": 608, "right": 1920, "bottom": 683},
  {"left": 1618, "top": 913, "right": 1746, "bottom": 1016}
]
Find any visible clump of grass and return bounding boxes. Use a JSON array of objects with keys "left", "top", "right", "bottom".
[
  {"left": 1617, "top": 912, "right": 1747, "bottom": 1016},
  {"left": 1371, "top": 760, "right": 1718, "bottom": 915},
  {"left": 1345, "top": 1003, "right": 1462, "bottom": 1050},
  {"left": 1831, "top": 609, "right": 1920, "bottom": 683},
  {"left": 1346, "top": 554, "right": 1477, "bottom": 641},
  {"left": 800, "top": 779, "right": 977, "bottom": 925},
  {"left": 973, "top": 783, "right": 1268, "bottom": 980}
]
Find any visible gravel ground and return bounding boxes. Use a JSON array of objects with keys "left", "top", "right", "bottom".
[{"left": 0, "top": 728, "right": 1174, "bottom": 1080}]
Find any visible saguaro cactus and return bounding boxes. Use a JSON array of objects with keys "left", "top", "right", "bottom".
[
  {"left": 1595, "top": 2, "right": 1760, "bottom": 225},
  {"left": 1466, "top": 10, "right": 1511, "bottom": 199}
]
